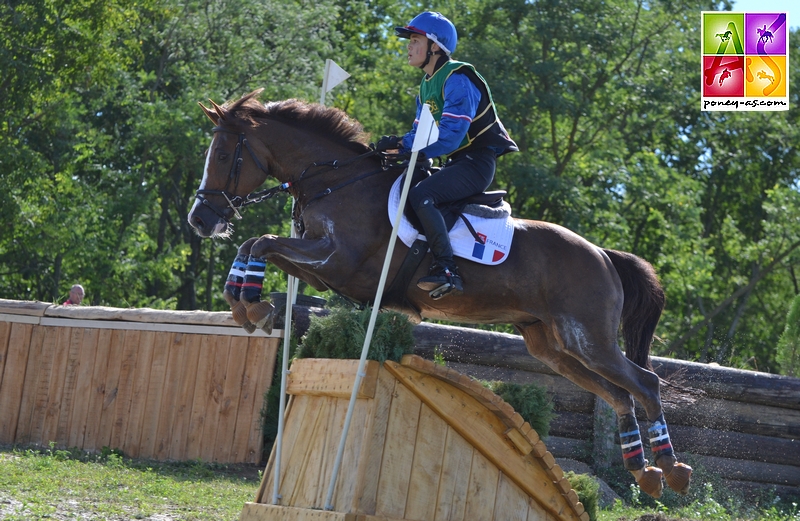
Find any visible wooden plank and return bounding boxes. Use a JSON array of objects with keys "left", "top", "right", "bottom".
[
  {"left": 375, "top": 382, "right": 421, "bottom": 519},
  {"left": 26, "top": 325, "right": 58, "bottom": 446},
  {"left": 230, "top": 337, "right": 264, "bottom": 463},
  {"left": 213, "top": 335, "right": 248, "bottom": 462},
  {"left": 463, "top": 451, "right": 499, "bottom": 520},
  {"left": 198, "top": 336, "right": 231, "bottom": 461},
  {"left": 95, "top": 329, "right": 126, "bottom": 450},
  {"left": 124, "top": 330, "right": 156, "bottom": 458},
  {"left": 68, "top": 328, "right": 100, "bottom": 448},
  {"left": 56, "top": 327, "right": 86, "bottom": 447},
  {"left": 15, "top": 324, "right": 45, "bottom": 446},
  {"left": 41, "top": 327, "right": 71, "bottom": 446},
  {"left": 40, "top": 316, "right": 278, "bottom": 338},
  {"left": 0, "top": 320, "right": 12, "bottom": 389},
  {"left": 138, "top": 330, "right": 170, "bottom": 458},
  {"left": 246, "top": 338, "right": 279, "bottom": 464},
  {"left": 287, "top": 358, "right": 379, "bottom": 399},
  {"left": 433, "top": 427, "right": 473, "bottom": 521},
  {"left": 527, "top": 492, "right": 550, "bottom": 521},
  {"left": 154, "top": 332, "right": 184, "bottom": 460},
  {"left": 239, "top": 503, "right": 355, "bottom": 521},
  {"left": 82, "top": 328, "right": 113, "bottom": 452},
  {"left": 332, "top": 395, "right": 371, "bottom": 511},
  {"left": 0, "top": 323, "right": 33, "bottom": 443},
  {"left": 384, "top": 362, "right": 581, "bottom": 521},
  {"left": 109, "top": 330, "right": 141, "bottom": 451},
  {"left": 260, "top": 394, "right": 306, "bottom": 504},
  {"left": 405, "top": 404, "right": 447, "bottom": 521},
  {"left": 493, "top": 472, "right": 532, "bottom": 521},
  {"left": 186, "top": 334, "right": 217, "bottom": 461},
  {"left": 278, "top": 396, "right": 327, "bottom": 506},
  {"left": 168, "top": 334, "right": 201, "bottom": 461},
  {"left": 350, "top": 364, "right": 396, "bottom": 514}
]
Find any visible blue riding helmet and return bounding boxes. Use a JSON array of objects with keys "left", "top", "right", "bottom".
[{"left": 395, "top": 11, "right": 458, "bottom": 56}]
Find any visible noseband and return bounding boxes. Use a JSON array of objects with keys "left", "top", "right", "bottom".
[{"left": 194, "top": 126, "right": 278, "bottom": 221}]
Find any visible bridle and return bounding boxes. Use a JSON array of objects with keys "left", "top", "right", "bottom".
[
  {"left": 195, "top": 125, "right": 402, "bottom": 224},
  {"left": 194, "top": 126, "right": 284, "bottom": 221}
]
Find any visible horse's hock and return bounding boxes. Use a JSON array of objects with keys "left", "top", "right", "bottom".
[{"left": 244, "top": 355, "right": 588, "bottom": 521}]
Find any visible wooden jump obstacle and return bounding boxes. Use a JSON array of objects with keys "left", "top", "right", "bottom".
[
  {"left": 243, "top": 355, "right": 588, "bottom": 521},
  {"left": 0, "top": 299, "right": 280, "bottom": 464}
]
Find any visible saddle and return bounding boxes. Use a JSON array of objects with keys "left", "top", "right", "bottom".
[{"left": 397, "top": 160, "right": 509, "bottom": 234}]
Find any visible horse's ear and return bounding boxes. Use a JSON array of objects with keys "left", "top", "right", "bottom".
[
  {"left": 198, "top": 102, "right": 219, "bottom": 124},
  {"left": 210, "top": 100, "right": 227, "bottom": 121}
]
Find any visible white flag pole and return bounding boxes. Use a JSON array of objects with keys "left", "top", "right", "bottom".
[
  {"left": 324, "top": 104, "right": 439, "bottom": 510},
  {"left": 272, "top": 202, "right": 299, "bottom": 505}
]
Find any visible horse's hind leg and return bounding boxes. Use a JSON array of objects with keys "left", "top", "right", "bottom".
[
  {"left": 544, "top": 316, "right": 692, "bottom": 495},
  {"left": 517, "top": 322, "right": 665, "bottom": 498}
]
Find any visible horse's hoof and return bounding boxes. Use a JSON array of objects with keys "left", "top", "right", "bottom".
[
  {"left": 631, "top": 466, "right": 663, "bottom": 498},
  {"left": 664, "top": 462, "right": 692, "bottom": 495},
  {"left": 241, "top": 321, "right": 257, "bottom": 334},
  {"left": 244, "top": 301, "right": 275, "bottom": 334},
  {"left": 223, "top": 290, "right": 249, "bottom": 325}
]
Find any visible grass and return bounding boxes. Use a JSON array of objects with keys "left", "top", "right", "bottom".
[
  {"left": 2, "top": 445, "right": 799, "bottom": 521},
  {"left": 0, "top": 444, "right": 260, "bottom": 520}
]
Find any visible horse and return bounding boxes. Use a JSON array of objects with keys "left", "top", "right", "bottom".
[{"left": 187, "top": 89, "right": 692, "bottom": 498}]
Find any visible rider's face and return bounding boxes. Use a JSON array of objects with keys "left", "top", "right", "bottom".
[{"left": 407, "top": 34, "right": 429, "bottom": 69}]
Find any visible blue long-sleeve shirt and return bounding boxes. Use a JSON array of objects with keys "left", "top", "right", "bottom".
[{"left": 400, "top": 72, "right": 482, "bottom": 159}]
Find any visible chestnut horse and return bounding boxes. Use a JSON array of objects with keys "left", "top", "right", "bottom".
[{"left": 188, "top": 89, "right": 691, "bottom": 498}]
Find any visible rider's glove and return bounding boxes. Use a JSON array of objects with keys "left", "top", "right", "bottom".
[{"left": 371, "top": 135, "right": 401, "bottom": 152}]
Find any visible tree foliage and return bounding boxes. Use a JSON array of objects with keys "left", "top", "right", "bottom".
[{"left": 1, "top": 0, "right": 798, "bottom": 372}]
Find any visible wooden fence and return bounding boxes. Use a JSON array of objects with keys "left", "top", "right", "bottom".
[
  {"left": 0, "top": 299, "right": 281, "bottom": 464},
  {"left": 412, "top": 323, "right": 800, "bottom": 500}
]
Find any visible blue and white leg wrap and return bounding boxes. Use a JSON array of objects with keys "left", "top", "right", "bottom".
[
  {"left": 241, "top": 255, "right": 267, "bottom": 303},
  {"left": 224, "top": 254, "right": 248, "bottom": 300},
  {"left": 648, "top": 413, "right": 674, "bottom": 463},
  {"left": 618, "top": 413, "right": 645, "bottom": 470}
]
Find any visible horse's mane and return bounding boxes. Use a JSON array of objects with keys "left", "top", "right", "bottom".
[{"left": 222, "top": 90, "right": 372, "bottom": 153}]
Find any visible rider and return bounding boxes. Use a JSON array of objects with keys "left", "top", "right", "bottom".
[{"left": 374, "top": 11, "right": 518, "bottom": 299}]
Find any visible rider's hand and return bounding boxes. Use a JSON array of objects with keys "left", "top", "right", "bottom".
[{"left": 371, "top": 135, "right": 401, "bottom": 152}]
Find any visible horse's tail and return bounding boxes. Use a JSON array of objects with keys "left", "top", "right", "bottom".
[{"left": 603, "top": 249, "right": 665, "bottom": 370}]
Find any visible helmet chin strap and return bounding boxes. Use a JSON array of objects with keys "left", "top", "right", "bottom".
[{"left": 420, "top": 39, "right": 448, "bottom": 71}]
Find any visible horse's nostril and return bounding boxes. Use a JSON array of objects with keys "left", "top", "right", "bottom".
[{"left": 192, "top": 215, "right": 205, "bottom": 229}]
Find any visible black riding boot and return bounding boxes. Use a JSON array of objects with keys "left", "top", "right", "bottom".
[{"left": 413, "top": 199, "right": 464, "bottom": 299}]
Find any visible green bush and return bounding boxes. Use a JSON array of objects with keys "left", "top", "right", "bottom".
[
  {"left": 565, "top": 471, "right": 600, "bottom": 521},
  {"left": 481, "top": 380, "right": 554, "bottom": 438},
  {"left": 295, "top": 306, "right": 415, "bottom": 363}
]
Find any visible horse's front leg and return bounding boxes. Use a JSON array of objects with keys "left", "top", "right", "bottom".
[{"left": 225, "top": 235, "right": 337, "bottom": 334}]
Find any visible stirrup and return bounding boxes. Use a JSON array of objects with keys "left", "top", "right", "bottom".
[{"left": 417, "top": 264, "right": 463, "bottom": 299}]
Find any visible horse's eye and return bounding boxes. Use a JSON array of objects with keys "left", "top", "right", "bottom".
[{"left": 218, "top": 153, "right": 228, "bottom": 161}]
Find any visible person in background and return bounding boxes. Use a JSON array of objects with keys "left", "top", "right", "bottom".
[
  {"left": 374, "top": 11, "right": 517, "bottom": 299},
  {"left": 63, "top": 284, "right": 85, "bottom": 306}
]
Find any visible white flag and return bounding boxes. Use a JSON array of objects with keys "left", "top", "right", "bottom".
[
  {"left": 412, "top": 103, "right": 439, "bottom": 152},
  {"left": 324, "top": 59, "right": 350, "bottom": 92}
]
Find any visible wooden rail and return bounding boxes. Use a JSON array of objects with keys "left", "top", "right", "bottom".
[{"left": 0, "top": 299, "right": 281, "bottom": 464}]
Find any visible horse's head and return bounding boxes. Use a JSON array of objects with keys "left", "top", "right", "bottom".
[
  {"left": 188, "top": 90, "right": 376, "bottom": 238},
  {"left": 188, "top": 89, "right": 276, "bottom": 238}
]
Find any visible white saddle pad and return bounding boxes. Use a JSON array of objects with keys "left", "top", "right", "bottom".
[{"left": 388, "top": 175, "right": 514, "bottom": 265}]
